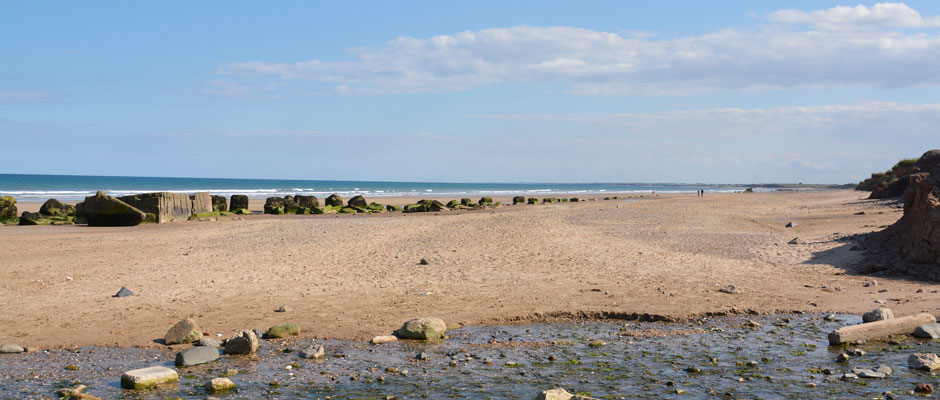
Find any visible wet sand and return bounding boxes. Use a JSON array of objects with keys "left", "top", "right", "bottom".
[{"left": 2, "top": 190, "right": 938, "bottom": 348}]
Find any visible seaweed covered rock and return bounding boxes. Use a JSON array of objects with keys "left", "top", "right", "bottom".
[
  {"left": 39, "top": 199, "right": 75, "bottom": 217},
  {"left": 347, "top": 195, "right": 367, "bottom": 208},
  {"left": 446, "top": 200, "right": 461, "bottom": 209},
  {"left": 325, "top": 194, "right": 343, "bottom": 207},
  {"left": 295, "top": 195, "right": 319, "bottom": 208},
  {"left": 461, "top": 198, "right": 473, "bottom": 207},
  {"left": 210, "top": 195, "right": 227, "bottom": 212},
  {"left": 386, "top": 204, "right": 402, "bottom": 212},
  {"left": 527, "top": 198, "right": 538, "bottom": 204},
  {"left": 513, "top": 196, "right": 525, "bottom": 204},
  {"left": 0, "top": 196, "right": 16, "bottom": 222},
  {"left": 366, "top": 202, "right": 385, "bottom": 212},
  {"left": 229, "top": 195, "right": 249, "bottom": 212},
  {"left": 263, "top": 197, "right": 286, "bottom": 215},
  {"left": 479, "top": 197, "right": 493, "bottom": 205},
  {"left": 83, "top": 191, "right": 146, "bottom": 226},
  {"left": 19, "top": 212, "right": 50, "bottom": 225}
]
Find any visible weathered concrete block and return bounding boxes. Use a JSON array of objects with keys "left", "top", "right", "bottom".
[
  {"left": 189, "top": 192, "right": 212, "bottom": 214},
  {"left": 229, "top": 195, "right": 249, "bottom": 212},
  {"left": 175, "top": 346, "right": 220, "bottom": 367},
  {"left": 120, "top": 366, "right": 179, "bottom": 389},
  {"left": 84, "top": 191, "right": 146, "bottom": 226},
  {"left": 828, "top": 313, "right": 937, "bottom": 345},
  {"left": 119, "top": 192, "right": 193, "bottom": 223}
]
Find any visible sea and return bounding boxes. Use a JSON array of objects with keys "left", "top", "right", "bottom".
[{"left": 0, "top": 173, "right": 757, "bottom": 201}]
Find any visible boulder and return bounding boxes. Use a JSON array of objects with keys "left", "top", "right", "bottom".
[
  {"left": 479, "top": 197, "right": 493, "bottom": 205},
  {"left": 908, "top": 353, "right": 940, "bottom": 371},
  {"left": 299, "top": 345, "right": 325, "bottom": 359},
  {"left": 210, "top": 195, "right": 227, "bottom": 212},
  {"left": 347, "top": 195, "right": 367, "bottom": 208},
  {"left": 386, "top": 204, "right": 402, "bottom": 212},
  {"left": 175, "top": 346, "right": 220, "bottom": 367},
  {"left": 205, "top": 377, "right": 237, "bottom": 392},
  {"left": 862, "top": 308, "right": 895, "bottom": 323},
  {"left": 366, "top": 202, "right": 385, "bottom": 212},
  {"left": 120, "top": 366, "right": 179, "bottom": 389},
  {"left": 265, "top": 322, "right": 300, "bottom": 339},
  {"left": 18, "top": 212, "right": 50, "bottom": 225},
  {"left": 223, "top": 330, "right": 259, "bottom": 355},
  {"left": 325, "top": 194, "right": 344, "bottom": 207},
  {"left": 394, "top": 317, "right": 446, "bottom": 340},
  {"left": 229, "top": 195, "right": 249, "bottom": 212},
  {"left": 417, "top": 199, "right": 447, "bottom": 212},
  {"left": 0, "top": 196, "right": 17, "bottom": 222},
  {"left": 83, "top": 191, "right": 146, "bottom": 226},
  {"left": 461, "top": 198, "right": 473, "bottom": 206},
  {"left": 446, "top": 200, "right": 461, "bottom": 208},
  {"left": 527, "top": 198, "right": 538, "bottom": 204},
  {"left": 513, "top": 196, "right": 525, "bottom": 204},
  {"left": 914, "top": 323, "right": 940, "bottom": 339},
  {"left": 39, "top": 199, "right": 75, "bottom": 217},
  {"left": 263, "top": 197, "right": 286, "bottom": 215},
  {"left": 295, "top": 195, "right": 319, "bottom": 208},
  {"left": 165, "top": 317, "right": 203, "bottom": 345}
]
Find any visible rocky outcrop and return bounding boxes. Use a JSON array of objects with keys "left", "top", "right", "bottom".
[
  {"left": 84, "top": 191, "right": 147, "bottom": 226},
  {"left": 39, "top": 199, "right": 75, "bottom": 217},
  {"left": 229, "top": 195, "right": 249, "bottom": 212},
  {"left": 858, "top": 157, "right": 922, "bottom": 199},
  {"left": 211, "top": 195, "right": 227, "bottom": 212}
]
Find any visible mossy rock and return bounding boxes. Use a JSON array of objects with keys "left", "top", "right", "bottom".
[
  {"left": 512, "top": 196, "right": 525, "bottom": 204},
  {"left": 144, "top": 213, "right": 157, "bottom": 223},
  {"left": 265, "top": 322, "right": 300, "bottom": 339},
  {"left": 83, "top": 191, "right": 146, "bottom": 226},
  {"left": 39, "top": 199, "right": 75, "bottom": 217},
  {"left": 325, "top": 194, "right": 343, "bottom": 207},
  {"left": 366, "top": 203, "right": 385, "bottom": 212},
  {"left": 296, "top": 207, "right": 311, "bottom": 215},
  {"left": 0, "top": 196, "right": 15, "bottom": 208},
  {"left": 19, "top": 212, "right": 52, "bottom": 225},
  {"left": 394, "top": 317, "right": 447, "bottom": 340},
  {"left": 233, "top": 208, "right": 252, "bottom": 215},
  {"left": 263, "top": 197, "right": 286, "bottom": 214},
  {"left": 386, "top": 204, "right": 402, "bottom": 212},
  {"left": 460, "top": 198, "right": 473, "bottom": 206},
  {"left": 347, "top": 195, "right": 367, "bottom": 208},
  {"left": 310, "top": 206, "right": 324, "bottom": 214},
  {"left": 338, "top": 207, "right": 358, "bottom": 214},
  {"left": 403, "top": 204, "right": 427, "bottom": 213},
  {"left": 0, "top": 198, "right": 17, "bottom": 221},
  {"left": 527, "top": 198, "right": 538, "bottom": 204},
  {"left": 229, "top": 195, "right": 249, "bottom": 211},
  {"left": 446, "top": 200, "right": 461, "bottom": 209},
  {"left": 570, "top": 198, "right": 580, "bottom": 202},
  {"left": 210, "top": 195, "right": 227, "bottom": 212},
  {"left": 295, "top": 195, "right": 319, "bottom": 208},
  {"left": 188, "top": 211, "right": 223, "bottom": 220},
  {"left": 479, "top": 197, "right": 493, "bottom": 205},
  {"left": 542, "top": 198, "right": 553, "bottom": 204}
]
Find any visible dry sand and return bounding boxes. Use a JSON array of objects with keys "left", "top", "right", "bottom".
[{"left": 2, "top": 190, "right": 938, "bottom": 349}]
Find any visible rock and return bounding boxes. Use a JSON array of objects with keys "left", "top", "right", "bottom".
[
  {"left": 840, "top": 373, "right": 858, "bottom": 380},
  {"left": 371, "top": 335, "right": 398, "bottom": 344},
  {"left": 275, "top": 305, "right": 292, "bottom": 313},
  {"left": 0, "top": 344, "right": 24, "bottom": 353},
  {"left": 876, "top": 365, "right": 893, "bottom": 375},
  {"left": 120, "top": 366, "right": 179, "bottom": 389},
  {"left": 210, "top": 195, "right": 227, "bottom": 212},
  {"left": 325, "top": 194, "right": 344, "bottom": 207},
  {"left": 386, "top": 204, "right": 402, "bottom": 212},
  {"left": 419, "top": 257, "right": 439, "bottom": 265},
  {"left": 347, "top": 195, "right": 367, "bottom": 208},
  {"left": 909, "top": 353, "right": 940, "bottom": 371},
  {"left": 83, "top": 191, "right": 146, "bottom": 226},
  {"left": 788, "top": 237, "right": 804, "bottom": 245},
  {"left": 196, "top": 337, "right": 222, "bottom": 347},
  {"left": 914, "top": 323, "right": 940, "bottom": 339},
  {"left": 56, "top": 384, "right": 88, "bottom": 398},
  {"left": 825, "top": 314, "right": 837, "bottom": 322},
  {"left": 848, "top": 348, "right": 866, "bottom": 356},
  {"left": 175, "top": 346, "right": 220, "bottom": 367},
  {"left": 0, "top": 196, "right": 16, "bottom": 222},
  {"left": 165, "top": 317, "right": 203, "bottom": 345},
  {"left": 461, "top": 198, "right": 473, "bottom": 206},
  {"left": 828, "top": 312, "right": 936, "bottom": 345},
  {"left": 18, "top": 212, "right": 51, "bottom": 225},
  {"left": 785, "top": 221, "right": 797, "bottom": 228},
  {"left": 745, "top": 320, "right": 760, "bottom": 328},
  {"left": 527, "top": 198, "right": 538, "bottom": 204},
  {"left": 513, "top": 196, "right": 526, "bottom": 204},
  {"left": 862, "top": 308, "right": 895, "bottom": 323},
  {"left": 915, "top": 383, "right": 935, "bottom": 394},
  {"left": 533, "top": 388, "right": 598, "bottom": 400},
  {"left": 837, "top": 352, "right": 850, "bottom": 363},
  {"left": 479, "top": 197, "right": 493, "bottom": 205},
  {"left": 415, "top": 352, "right": 429, "bottom": 360},
  {"left": 229, "top": 195, "right": 249, "bottom": 212},
  {"left": 394, "top": 317, "right": 446, "bottom": 340},
  {"left": 265, "top": 322, "right": 300, "bottom": 339},
  {"left": 295, "top": 195, "right": 319, "bottom": 208},
  {"left": 116, "top": 192, "right": 199, "bottom": 223},
  {"left": 205, "top": 377, "right": 237, "bottom": 392},
  {"left": 299, "top": 345, "right": 325, "bottom": 359},
  {"left": 263, "top": 197, "right": 286, "bottom": 214},
  {"left": 718, "top": 285, "right": 741, "bottom": 294},
  {"left": 113, "top": 286, "right": 134, "bottom": 297},
  {"left": 39, "top": 199, "right": 75, "bottom": 217},
  {"left": 223, "top": 330, "right": 259, "bottom": 355}
]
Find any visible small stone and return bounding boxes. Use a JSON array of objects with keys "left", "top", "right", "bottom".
[
  {"left": 113, "top": 286, "right": 134, "bottom": 297},
  {"left": 914, "top": 323, "right": 940, "bottom": 339},
  {"left": 165, "top": 317, "right": 203, "bottom": 345},
  {"left": 916, "top": 288, "right": 925, "bottom": 293},
  {"left": 785, "top": 221, "right": 797, "bottom": 228},
  {"left": 746, "top": 320, "right": 761, "bottom": 328},
  {"left": 837, "top": 352, "right": 850, "bottom": 363},
  {"left": 300, "top": 345, "right": 325, "bottom": 359},
  {"left": 0, "top": 344, "right": 25, "bottom": 353},
  {"left": 805, "top": 382, "right": 816, "bottom": 388},
  {"left": 788, "top": 237, "right": 804, "bottom": 245},
  {"left": 415, "top": 352, "right": 429, "bottom": 360},
  {"left": 175, "top": 346, "right": 220, "bottom": 367},
  {"left": 825, "top": 314, "right": 837, "bottom": 322},
  {"left": 840, "top": 373, "right": 858, "bottom": 380},
  {"left": 205, "top": 377, "right": 237, "bottom": 392},
  {"left": 265, "top": 322, "right": 300, "bottom": 339},
  {"left": 718, "top": 285, "right": 741, "bottom": 294},
  {"left": 876, "top": 365, "right": 892, "bottom": 375},
  {"left": 848, "top": 349, "right": 866, "bottom": 356},
  {"left": 120, "top": 366, "right": 179, "bottom": 389},
  {"left": 275, "top": 305, "right": 292, "bottom": 312},
  {"left": 862, "top": 308, "right": 894, "bottom": 323},
  {"left": 483, "top": 357, "right": 492, "bottom": 364},
  {"left": 223, "top": 330, "right": 259, "bottom": 355},
  {"left": 371, "top": 335, "right": 398, "bottom": 344},
  {"left": 858, "top": 370, "right": 886, "bottom": 379},
  {"left": 915, "top": 383, "right": 935, "bottom": 394},
  {"left": 588, "top": 339, "right": 607, "bottom": 347},
  {"left": 821, "top": 368, "right": 834, "bottom": 375},
  {"left": 56, "top": 384, "right": 87, "bottom": 397},
  {"left": 196, "top": 337, "right": 222, "bottom": 348},
  {"left": 908, "top": 353, "right": 940, "bottom": 371}
]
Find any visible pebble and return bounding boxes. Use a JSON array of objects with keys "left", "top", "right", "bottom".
[
  {"left": 113, "top": 286, "right": 134, "bottom": 297},
  {"left": 718, "top": 285, "right": 742, "bottom": 294}
]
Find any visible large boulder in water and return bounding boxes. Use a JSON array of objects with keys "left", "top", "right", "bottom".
[
  {"left": 39, "top": 199, "right": 75, "bottom": 217},
  {"left": 83, "top": 191, "right": 147, "bottom": 226},
  {"left": 877, "top": 150, "right": 940, "bottom": 270},
  {"left": 229, "top": 195, "right": 249, "bottom": 212},
  {"left": 325, "top": 194, "right": 343, "bottom": 207},
  {"left": 347, "top": 195, "right": 367, "bottom": 208}
]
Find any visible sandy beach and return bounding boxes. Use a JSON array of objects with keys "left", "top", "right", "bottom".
[{"left": 2, "top": 190, "right": 937, "bottom": 349}]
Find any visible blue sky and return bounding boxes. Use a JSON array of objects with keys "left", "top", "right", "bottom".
[{"left": 2, "top": 1, "right": 940, "bottom": 184}]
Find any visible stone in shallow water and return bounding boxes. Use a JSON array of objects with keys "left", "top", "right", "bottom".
[
  {"left": 371, "top": 335, "right": 397, "bottom": 344},
  {"left": 205, "top": 377, "right": 237, "bottom": 392},
  {"left": 909, "top": 353, "right": 940, "bottom": 371},
  {"left": 120, "top": 366, "right": 179, "bottom": 389},
  {"left": 914, "top": 323, "right": 940, "bottom": 339},
  {"left": 175, "top": 346, "right": 220, "bottom": 367},
  {"left": 299, "top": 345, "right": 325, "bottom": 359},
  {"left": 196, "top": 337, "right": 222, "bottom": 348},
  {"left": 862, "top": 308, "right": 894, "bottom": 323},
  {"left": 223, "top": 330, "right": 258, "bottom": 355}
]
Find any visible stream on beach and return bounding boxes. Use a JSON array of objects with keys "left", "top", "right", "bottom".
[{"left": 1, "top": 314, "right": 938, "bottom": 399}]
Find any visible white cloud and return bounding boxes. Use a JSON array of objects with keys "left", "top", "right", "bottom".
[
  {"left": 213, "top": 3, "right": 940, "bottom": 95},
  {"left": 0, "top": 90, "right": 59, "bottom": 102},
  {"left": 768, "top": 2, "right": 940, "bottom": 29}
]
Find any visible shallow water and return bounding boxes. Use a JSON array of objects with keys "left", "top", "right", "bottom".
[{"left": 1, "top": 314, "right": 938, "bottom": 399}]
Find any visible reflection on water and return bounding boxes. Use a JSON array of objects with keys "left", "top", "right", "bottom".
[{"left": 1, "top": 314, "right": 937, "bottom": 399}]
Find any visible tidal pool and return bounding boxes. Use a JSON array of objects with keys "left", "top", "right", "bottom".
[{"left": 1, "top": 314, "right": 938, "bottom": 399}]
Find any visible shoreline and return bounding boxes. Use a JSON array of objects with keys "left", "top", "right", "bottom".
[{"left": 2, "top": 190, "right": 938, "bottom": 349}]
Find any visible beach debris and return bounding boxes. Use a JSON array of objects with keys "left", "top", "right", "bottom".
[
  {"left": 915, "top": 383, "right": 935, "bottom": 394},
  {"left": 205, "top": 377, "right": 237, "bottom": 392},
  {"left": 113, "top": 286, "right": 134, "bottom": 297},
  {"left": 223, "top": 330, "right": 259, "bottom": 355},
  {"left": 165, "top": 317, "right": 203, "bottom": 345},
  {"left": 299, "top": 345, "right": 325, "bottom": 359},
  {"left": 787, "top": 237, "right": 804, "bottom": 245},
  {"left": 0, "top": 344, "right": 24, "bottom": 354},
  {"left": 120, "top": 366, "right": 179, "bottom": 389},
  {"left": 862, "top": 308, "right": 895, "bottom": 323},
  {"left": 718, "top": 285, "right": 741, "bottom": 294},
  {"left": 395, "top": 317, "right": 447, "bottom": 340},
  {"left": 175, "top": 346, "right": 221, "bottom": 367},
  {"left": 196, "top": 337, "right": 222, "bottom": 348},
  {"left": 828, "top": 312, "right": 936, "bottom": 345},
  {"left": 914, "top": 323, "right": 940, "bottom": 339},
  {"left": 275, "top": 305, "right": 292, "bottom": 312},
  {"left": 371, "top": 335, "right": 398, "bottom": 344},
  {"left": 265, "top": 322, "right": 300, "bottom": 339},
  {"left": 785, "top": 221, "right": 797, "bottom": 228},
  {"left": 908, "top": 353, "right": 940, "bottom": 371}
]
